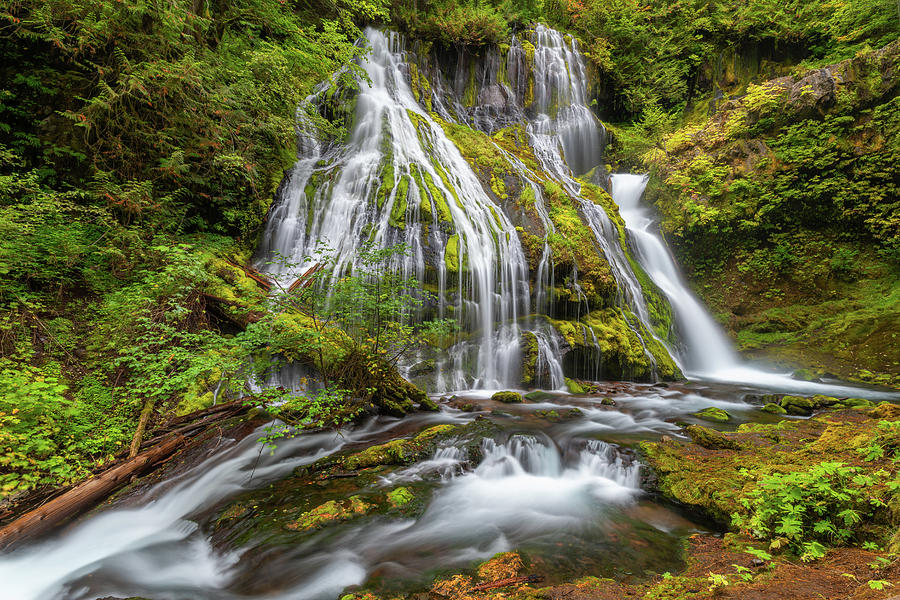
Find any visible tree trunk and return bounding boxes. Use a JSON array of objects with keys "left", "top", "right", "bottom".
[{"left": 0, "top": 434, "right": 185, "bottom": 549}]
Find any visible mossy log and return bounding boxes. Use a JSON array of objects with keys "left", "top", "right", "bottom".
[{"left": 0, "top": 433, "right": 186, "bottom": 549}]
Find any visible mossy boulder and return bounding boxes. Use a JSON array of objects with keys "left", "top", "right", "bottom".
[
  {"left": 601, "top": 397, "right": 616, "bottom": 406},
  {"left": 387, "top": 486, "right": 415, "bottom": 507},
  {"left": 685, "top": 425, "right": 744, "bottom": 450},
  {"left": 761, "top": 402, "right": 787, "bottom": 414},
  {"left": 342, "top": 424, "right": 458, "bottom": 470},
  {"left": 491, "top": 390, "right": 524, "bottom": 403},
  {"left": 565, "top": 377, "right": 586, "bottom": 394},
  {"left": 286, "top": 496, "right": 374, "bottom": 531},
  {"left": 694, "top": 407, "right": 731, "bottom": 423},
  {"left": 779, "top": 395, "right": 816, "bottom": 415}
]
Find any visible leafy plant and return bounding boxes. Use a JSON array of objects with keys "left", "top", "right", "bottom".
[{"left": 732, "top": 461, "right": 889, "bottom": 558}]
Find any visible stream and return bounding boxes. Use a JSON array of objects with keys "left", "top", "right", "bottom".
[
  {"left": 2, "top": 378, "right": 897, "bottom": 600},
  {"left": 2, "top": 22, "right": 898, "bottom": 600}
]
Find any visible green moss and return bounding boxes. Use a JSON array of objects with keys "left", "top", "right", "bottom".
[
  {"left": 491, "top": 391, "right": 524, "bottom": 403},
  {"left": 286, "top": 495, "right": 374, "bottom": 531},
  {"left": 388, "top": 175, "right": 410, "bottom": 229},
  {"left": 445, "top": 234, "right": 461, "bottom": 272},
  {"left": 685, "top": 424, "right": 743, "bottom": 449},
  {"left": 387, "top": 486, "right": 414, "bottom": 507},
  {"left": 762, "top": 402, "right": 787, "bottom": 414},
  {"left": 565, "top": 377, "right": 585, "bottom": 394},
  {"left": 342, "top": 424, "right": 459, "bottom": 470},
  {"left": 521, "top": 331, "right": 538, "bottom": 386},
  {"left": 694, "top": 407, "right": 731, "bottom": 422}
]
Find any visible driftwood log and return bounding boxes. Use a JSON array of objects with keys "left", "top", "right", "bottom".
[
  {"left": 0, "top": 399, "right": 252, "bottom": 550},
  {"left": 0, "top": 433, "right": 185, "bottom": 549}
]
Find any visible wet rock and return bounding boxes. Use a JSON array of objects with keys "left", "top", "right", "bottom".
[
  {"left": 448, "top": 398, "right": 476, "bottom": 412},
  {"left": 417, "top": 396, "right": 439, "bottom": 412},
  {"left": 694, "top": 407, "right": 731, "bottom": 423},
  {"left": 845, "top": 397, "right": 873, "bottom": 408},
  {"left": 762, "top": 403, "right": 787, "bottom": 415},
  {"left": 491, "top": 391, "right": 524, "bottom": 403},
  {"left": 342, "top": 424, "right": 459, "bottom": 470},
  {"left": 779, "top": 395, "right": 815, "bottom": 415},
  {"left": 601, "top": 397, "right": 616, "bottom": 406},
  {"left": 286, "top": 495, "right": 374, "bottom": 531},
  {"left": 685, "top": 425, "right": 744, "bottom": 450},
  {"left": 387, "top": 486, "right": 414, "bottom": 507},
  {"left": 524, "top": 390, "right": 553, "bottom": 402},
  {"left": 565, "top": 377, "right": 586, "bottom": 394}
]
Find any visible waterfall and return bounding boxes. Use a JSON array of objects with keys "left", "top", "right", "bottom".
[
  {"left": 255, "top": 25, "right": 681, "bottom": 391},
  {"left": 257, "top": 29, "right": 532, "bottom": 391},
  {"left": 609, "top": 174, "right": 736, "bottom": 373},
  {"left": 608, "top": 173, "right": 895, "bottom": 396}
]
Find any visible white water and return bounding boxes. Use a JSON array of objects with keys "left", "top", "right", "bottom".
[
  {"left": 609, "top": 173, "right": 898, "bottom": 398},
  {"left": 0, "top": 423, "right": 644, "bottom": 600},
  {"left": 0, "top": 425, "right": 359, "bottom": 600},
  {"left": 257, "top": 29, "right": 532, "bottom": 391}
]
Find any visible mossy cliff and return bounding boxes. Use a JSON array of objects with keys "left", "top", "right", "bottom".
[{"left": 632, "top": 41, "right": 900, "bottom": 388}]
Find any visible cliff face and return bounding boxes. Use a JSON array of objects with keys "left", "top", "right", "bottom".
[{"left": 639, "top": 41, "right": 900, "bottom": 387}]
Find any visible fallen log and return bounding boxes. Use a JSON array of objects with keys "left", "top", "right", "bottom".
[
  {"left": 469, "top": 575, "right": 543, "bottom": 592},
  {"left": 139, "top": 403, "right": 247, "bottom": 451},
  {"left": 224, "top": 259, "right": 272, "bottom": 291},
  {"left": 287, "top": 263, "right": 323, "bottom": 293},
  {"left": 0, "top": 433, "right": 185, "bottom": 550}
]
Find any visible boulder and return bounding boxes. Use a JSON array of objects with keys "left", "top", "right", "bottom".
[
  {"left": 492, "top": 391, "right": 524, "bottom": 403},
  {"left": 694, "top": 407, "right": 731, "bottom": 423}
]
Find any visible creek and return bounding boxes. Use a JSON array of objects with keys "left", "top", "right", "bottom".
[{"left": 1, "top": 22, "right": 897, "bottom": 600}]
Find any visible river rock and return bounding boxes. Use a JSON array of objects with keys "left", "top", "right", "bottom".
[
  {"left": 685, "top": 425, "right": 744, "bottom": 450},
  {"left": 492, "top": 391, "right": 524, "bottom": 403},
  {"left": 694, "top": 407, "right": 731, "bottom": 423}
]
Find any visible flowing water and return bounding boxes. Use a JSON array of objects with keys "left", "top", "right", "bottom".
[
  {"left": 608, "top": 173, "right": 894, "bottom": 396},
  {"left": 3, "top": 23, "right": 899, "bottom": 600}
]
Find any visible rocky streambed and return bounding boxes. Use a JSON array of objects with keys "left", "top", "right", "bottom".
[{"left": 2, "top": 380, "right": 900, "bottom": 600}]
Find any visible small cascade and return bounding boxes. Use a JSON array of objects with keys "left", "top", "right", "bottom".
[
  {"left": 529, "top": 322, "right": 567, "bottom": 390},
  {"left": 609, "top": 174, "right": 738, "bottom": 374},
  {"left": 607, "top": 174, "right": 896, "bottom": 396},
  {"left": 526, "top": 25, "right": 606, "bottom": 178}
]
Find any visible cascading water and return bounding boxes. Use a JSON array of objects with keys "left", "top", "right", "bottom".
[
  {"left": 609, "top": 174, "right": 735, "bottom": 373},
  {"left": 257, "top": 29, "right": 532, "bottom": 390},
  {"left": 609, "top": 173, "right": 894, "bottom": 396},
  {"left": 255, "top": 25, "right": 682, "bottom": 390}
]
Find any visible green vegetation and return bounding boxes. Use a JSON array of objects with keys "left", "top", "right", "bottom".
[
  {"left": 643, "top": 404, "right": 900, "bottom": 559},
  {"left": 635, "top": 42, "right": 900, "bottom": 385}
]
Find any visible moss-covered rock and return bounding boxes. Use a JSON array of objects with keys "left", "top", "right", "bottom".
[
  {"left": 684, "top": 424, "right": 743, "bottom": 450},
  {"left": 694, "top": 407, "right": 731, "bottom": 423},
  {"left": 565, "top": 377, "right": 585, "bottom": 394},
  {"left": 761, "top": 402, "right": 787, "bottom": 414},
  {"left": 491, "top": 390, "right": 524, "bottom": 403},
  {"left": 342, "top": 423, "right": 459, "bottom": 470},
  {"left": 779, "top": 395, "right": 816, "bottom": 415},
  {"left": 387, "top": 486, "right": 415, "bottom": 507},
  {"left": 286, "top": 495, "right": 374, "bottom": 531}
]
